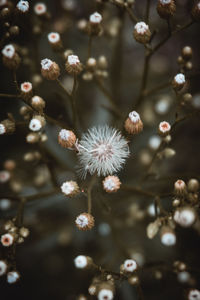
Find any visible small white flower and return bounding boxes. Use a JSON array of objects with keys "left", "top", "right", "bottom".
[
  {"left": 74, "top": 255, "right": 87, "bottom": 269},
  {"left": 7, "top": 271, "right": 20, "bottom": 284},
  {"left": 34, "top": 2, "right": 47, "bottom": 15},
  {"left": 59, "top": 129, "right": 70, "bottom": 140},
  {"left": 0, "top": 124, "right": 6, "bottom": 135},
  {"left": 21, "top": 82, "right": 32, "bottom": 93},
  {"left": 41, "top": 58, "right": 53, "bottom": 70},
  {"left": 174, "top": 73, "right": 185, "bottom": 84},
  {"left": 159, "top": 121, "right": 171, "bottom": 133},
  {"left": 135, "top": 22, "right": 149, "bottom": 34},
  {"left": 29, "top": 118, "right": 42, "bottom": 131},
  {"left": 0, "top": 260, "right": 7, "bottom": 276},
  {"left": 188, "top": 289, "right": 200, "bottom": 300},
  {"left": 61, "top": 181, "right": 78, "bottom": 196},
  {"left": 90, "top": 12, "right": 102, "bottom": 24},
  {"left": 124, "top": 259, "right": 137, "bottom": 272},
  {"left": 68, "top": 55, "right": 80, "bottom": 65},
  {"left": 128, "top": 111, "right": 140, "bottom": 123},
  {"left": 98, "top": 289, "right": 113, "bottom": 300},
  {"left": 75, "top": 214, "right": 89, "bottom": 228},
  {"left": 77, "top": 126, "right": 129, "bottom": 177},
  {"left": 174, "top": 208, "right": 196, "bottom": 227},
  {"left": 1, "top": 233, "right": 14, "bottom": 247},
  {"left": 161, "top": 232, "right": 176, "bottom": 246},
  {"left": 16, "top": 1, "right": 29, "bottom": 12},
  {"left": 2, "top": 44, "right": 15, "bottom": 58},
  {"left": 48, "top": 32, "right": 60, "bottom": 43}
]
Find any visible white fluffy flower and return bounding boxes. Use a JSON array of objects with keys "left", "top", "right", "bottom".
[
  {"left": 77, "top": 126, "right": 129, "bottom": 177},
  {"left": 128, "top": 111, "right": 140, "bottom": 123},
  {"left": 34, "top": 3, "right": 46, "bottom": 15},
  {"left": 75, "top": 214, "right": 89, "bottom": 228},
  {"left": 48, "top": 32, "right": 60, "bottom": 43},
  {"left": 174, "top": 73, "right": 185, "bottom": 84},
  {"left": 135, "top": 22, "right": 149, "bottom": 34},
  {"left": 188, "top": 289, "right": 200, "bottom": 300},
  {"left": 68, "top": 55, "right": 80, "bottom": 65},
  {"left": 124, "top": 259, "right": 137, "bottom": 272},
  {"left": 74, "top": 255, "right": 87, "bottom": 269},
  {"left": 7, "top": 271, "right": 20, "bottom": 284},
  {"left": 98, "top": 289, "right": 113, "bottom": 300},
  {"left": 90, "top": 12, "right": 102, "bottom": 24},
  {"left": 16, "top": 1, "right": 29, "bottom": 12},
  {"left": 2, "top": 44, "right": 15, "bottom": 58},
  {"left": 29, "top": 118, "right": 42, "bottom": 131},
  {"left": 41, "top": 58, "right": 53, "bottom": 70}
]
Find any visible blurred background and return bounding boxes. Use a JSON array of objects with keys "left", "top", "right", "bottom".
[{"left": 0, "top": 0, "right": 200, "bottom": 299}]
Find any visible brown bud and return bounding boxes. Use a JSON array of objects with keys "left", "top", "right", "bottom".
[
  {"left": 41, "top": 59, "right": 60, "bottom": 80},
  {"left": 157, "top": 0, "right": 176, "bottom": 19},
  {"left": 75, "top": 213, "right": 95, "bottom": 231}
]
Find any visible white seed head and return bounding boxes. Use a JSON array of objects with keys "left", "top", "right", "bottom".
[
  {"left": 103, "top": 175, "right": 121, "bottom": 192},
  {"left": 21, "top": 82, "right": 32, "bottom": 93},
  {"left": 41, "top": 58, "right": 53, "bottom": 70},
  {"left": 2, "top": 44, "right": 15, "bottom": 58},
  {"left": 128, "top": 111, "right": 140, "bottom": 123},
  {"left": 59, "top": 129, "right": 70, "bottom": 140},
  {"left": 7, "top": 271, "right": 20, "bottom": 284},
  {"left": 67, "top": 55, "right": 80, "bottom": 65},
  {"left": 161, "top": 231, "right": 176, "bottom": 246},
  {"left": 48, "top": 32, "right": 60, "bottom": 43},
  {"left": 74, "top": 255, "right": 87, "bottom": 269},
  {"left": 0, "top": 170, "right": 10, "bottom": 183},
  {"left": 174, "top": 207, "right": 196, "bottom": 227},
  {"left": 16, "top": 1, "right": 29, "bottom": 12},
  {"left": 124, "top": 259, "right": 137, "bottom": 272},
  {"left": 77, "top": 126, "right": 129, "bottom": 177},
  {"left": 159, "top": 121, "right": 171, "bottom": 133},
  {"left": 0, "top": 260, "right": 7, "bottom": 276},
  {"left": 0, "top": 124, "right": 6, "bottom": 135},
  {"left": 1, "top": 233, "right": 14, "bottom": 247},
  {"left": 188, "top": 289, "right": 200, "bottom": 300},
  {"left": 29, "top": 118, "right": 42, "bottom": 131},
  {"left": 89, "top": 12, "right": 102, "bottom": 24},
  {"left": 34, "top": 2, "right": 46, "bottom": 15},
  {"left": 135, "top": 22, "right": 149, "bottom": 34},
  {"left": 75, "top": 214, "right": 89, "bottom": 228},
  {"left": 159, "top": 0, "right": 172, "bottom": 4},
  {"left": 98, "top": 289, "right": 113, "bottom": 300},
  {"left": 61, "top": 181, "right": 77, "bottom": 196},
  {"left": 174, "top": 73, "right": 185, "bottom": 85}
]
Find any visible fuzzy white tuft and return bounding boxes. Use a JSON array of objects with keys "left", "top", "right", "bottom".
[
  {"left": 41, "top": 58, "right": 53, "bottom": 70},
  {"left": 48, "top": 32, "right": 60, "bottom": 43},
  {"left": 34, "top": 3, "right": 46, "bottom": 15},
  {"left": 16, "top": 1, "right": 29, "bottom": 12},
  {"left": 174, "top": 73, "right": 185, "bottom": 84},
  {"left": 2, "top": 44, "right": 15, "bottom": 58},
  {"left": 98, "top": 289, "right": 113, "bottom": 300},
  {"left": 75, "top": 215, "right": 89, "bottom": 228},
  {"left": 67, "top": 55, "right": 80, "bottom": 65},
  {"left": 135, "top": 22, "right": 149, "bottom": 34},
  {"left": 90, "top": 12, "right": 102, "bottom": 24},
  {"left": 74, "top": 255, "right": 87, "bottom": 268},
  {"left": 77, "top": 126, "right": 129, "bottom": 177}
]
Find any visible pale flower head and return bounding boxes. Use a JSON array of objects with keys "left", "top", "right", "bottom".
[{"left": 77, "top": 126, "right": 129, "bottom": 177}]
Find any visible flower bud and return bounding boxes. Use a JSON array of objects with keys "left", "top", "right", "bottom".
[
  {"left": 182, "top": 46, "right": 192, "bottom": 61},
  {"left": 7, "top": 271, "right": 20, "bottom": 284},
  {"left": 47, "top": 32, "right": 63, "bottom": 51},
  {"left": 88, "top": 12, "right": 102, "bottom": 36},
  {"left": 173, "top": 207, "right": 196, "bottom": 227},
  {"left": 31, "top": 96, "right": 45, "bottom": 111},
  {"left": 34, "top": 2, "right": 47, "bottom": 17},
  {"left": 26, "top": 132, "right": 40, "bottom": 143},
  {"left": 133, "top": 22, "right": 151, "bottom": 44},
  {"left": 191, "top": 2, "right": 200, "bottom": 22},
  {"left": 41, "top": 58, "right": 60, "bottom": 80},
  {"left": 147, "top": 220, "right": 161, "bottom": 239},
  {"left": 172, "top": 73, "right": 186, "bottom": 91},
  {"left": 29, "top": 115, "right": 45, "bottom": 131},
  {"left": 157, "top": 0, "right": 176, "bottom": 19},
  {"left": 158, "top": 121, "right": 171, "bottom": 137},
  {"left": 1, "top": 233, "right": 14, "bottom": 247},
  {"left": 102, "top": 175, "right": 121, "bottom": 193},
  {"left": 61, "top": 180, "right": 79, "bottom": 197},
  {"left": 97, "top": 282, "right": 115, "bottom": 300},
  {"left": 58, "top": 129, "right": 76, "bottom": 148},
  {"left": 0, "top": 119, "right": 15, "bottom": 135},
  {"left": 2, "top": 44, "right": 21, "bottom": 69},
  {"left": 160, "top": 226, "right": 176, "bottom": 246},
  {"left": 20, "top": 82, "right": 33, "bottom": 100},
  {"left": 174, "top": 179, "right": 187, "bottom": 196},
  {"left": 123, "top": 259, "right": 137, "bottom": 273},
  {"left": 74, "top": 255, "right": 93, "bottom": 269},
  {"left": 124, "top": 111, "right": 143, "bottom": 134},
  {"left": 187, "top": 178, "right": 199, "bottom": 193},
  {"left": 187, "top": 289, "right": 200, "bottom": 300},
  {"left": 75, "top": 213, "right": 95, "bottom": 231},
  {"left": 16, "top": 1, "right": 29, "bottom": 13},
  {"left": 65, "top": 55, "right": 83, "bottom": 75}
]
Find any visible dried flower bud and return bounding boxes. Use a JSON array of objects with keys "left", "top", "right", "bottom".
[
  {"left": 75, "top": 213, "right": 95, "bottom": 231},
  {"left": 34, "top": 2, "right": 47, "bottom": 16},
  {"left": 20, "top": 82, "right": 33, "bottom": 99},
  {"left": 61, "top": 180, "right": 79, "bottom": 197},
  {"left": 133, "top": 22, "right": 151, "bottom": 44},
  {"left": 157, "top": 0, "right": 176, "bottom": 19},
  {"left": 147, "top": 219, "right": 161, "bottom": 239},
  {"left": 29, "top": 115, "right": 45, "bottom": 132},
  {"left": 7, "top": 271, "right": 20, "bottom": 284},
  {"left": 19, "top": 227, "right": 30, "bottom": 238},
  {"left": 188, "top": 289, "right": 200, "bottom": 300},
  {"left": 158, "top": 121, "right": 171, "bottom": 137},
  {"left": 31, "top": 96, "right": 45, "bottom": 111},
  {"left": 0, "top": 119, "right": 15, "bottom": 135},
  {"left": 88, "top": 12, "right": 103, "bottom": 36},
  {"left": 123, "top": 259, "right": 137, "bottom": 273},
  {"left": 124, "top": 111, "right": 143, "bottom": 134},
  {"left": 103, "top": 175, "right": 121, "bottom": 193},
  {"left": 16, "top": 1, "right": 29, "bottom": 13},
  {"left": 26, "top": 132, "right": 40, "bottom": 143},
  {"left": 1, "top": 233, "right": 14, "bottom": 247},
  {"left": 77, "top": 19, "right": 88, "bottom": 32},
  {"left": 98, "top": 55, "right": 108, "bottom": 69},
  {"left": 160, "top": 226, "right": 176, "bottom": 246},
  {"left": 97, "top": 282, "right": 115, "bottom": 300},
  {"left": 128, "top": 275, "right": 139, "bottom": 285},
  {"left": 86, "top": 57, "right": 97, "bottom": 70},
  {"left": 41, "top": 58, "right": 60, "bottom": 80},
  {"left": 0, "top": 260, "right": 7, "bottom": 276},
  {"left": 174, "top": 207, "right": 196, "bottom": 227},
  {"left": 172, "top": 199, "right": 180, "bottom": 207},
  {"left": 65, "top": 55, "right": 83, "bottom": 75},
  {"left": 172, "top": 73, "right": 186, "bottom": 90},
  {"left": 162, "top": 147, "right": 176, "bottom": 158},
  {"left": 74, "top": 255, "right": 93, "bottom": 269},
  {"left": 174, "top": 179, "right": 187, "bottom": 195},
  {"left": 187, "top": 178, "right": 199, "bottom": 192},
  {"left": 58, "top": 129, "right": 76, "bottom": 148},
  {"left": 48, "top": 32, "right": 63, "bottom": 51},
  {"left": 2, "top": 44, "right": 21, "bottom": 69},
  {"left": 88, "top": 284, "right": 97, "bottom": 296},
  {"left": 191, "top": 2, "right": 200, "bottom": 22},
  {"left": 182, "top": 46, "right": 193, "bottom": 60}
]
